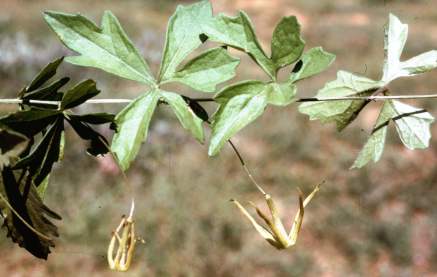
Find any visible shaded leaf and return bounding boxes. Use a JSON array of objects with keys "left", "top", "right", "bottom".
[
  {"left": 160, "top": 91, "right": 204, "bottom": 142},
  {"left": 61, "top": 80, "right": 100, "bottom": 109},
  {"left": 14, "top": 118, "right": 64, "bottom": 187},
  {"left": 299, "top": 71, "right": 383, "bottom": 131},
  {"left": 0, "top": 125, "right": 28, "bottom": 170},
  {"left": 66, "top": 116, "right": 110, "bottom": 156},
  {"left": 44, "top": 11, "right": 155, "bottom": 85},
  {"left": 111, "top": 90, "right": 160, "bottom": 171},
  {"left": 25, "top": 57, "right": 64, "bottom": 93},
  {"left": 170, "top": 47, "right": 239, "bottom": 92},
  {"left": 182, "top": 96, "right": 209, "bottom": 122},
  {"left": 22, "top": 77, "right": 69, "bottom": 103},
  {"left": 209, "top": 92, "right": 268, "bottom": 156},
  {"left": 0, "top": 110, "right": 60, "bottom": 137},
  {"left": 0, "top": 167, "right": 61, "bottom": 260},
  {"left": 158, "top": 0, "right": 214, "bottom": 82},
  {"left": 271, "top": 16, "right": 305, "bottom": 70},
  {"left": 290, "top": 47, "right": 336, "bottom": 82},
  {"left": 68, "top": 113, "right": 114, "bottom": 125}
]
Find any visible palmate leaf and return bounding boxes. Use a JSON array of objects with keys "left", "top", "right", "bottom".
[
  {"left": 111, "top": 90, "right": 160, "bottom": 171},
  {"left": 44, "top": 11, "right": 155, "bottom": 85},
  {"left": 0, "top": 167, "right": 61, "bottom": 260},
  {"left": 158, "top": 0, "right": 214, "bottom": 82},
  {"left": 382, "top": 14, "right": 437, "bottom": 83},
  {"left": 168, "top": 47, "right": 240, "bottom": 93},
  {"left": 352, "top": 100, "right": 434, "bottom": 168},
  {"left": 299, "top": 71, "right": 383, "bottom": 131}
]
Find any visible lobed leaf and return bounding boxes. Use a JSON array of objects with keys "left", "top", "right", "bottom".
[
  {"left": 352, "top": 101, "right": 395, "bottom": 168},
  {"left": 382, "top": 14, "right": 437, "bottom": 83},
  {"left": 160, "top": 91, "right": 204, "bottom": 142},
  {"left": 209, "top": 92, "right": 268, "bottom": 156},
  {"left": 169, "top": 47, "right": 240, "bottom": 92},
  {"left": 205, "top": 11, "right": 276, "bottom": 79},
  {"left": 265, "top": 82, "right": 297, "bottom": 106},
  {"left": 290, "top": 47, "right": 336, "bottom": 82},
  {"left": 111, "top": 90, "right": 160, "bottom": 171},
  {"left": 299, "top": 71, "right": 383, "bottom": 131},
  {"left": 44, "top": 11, "right": 155, "bottom": 85},
  {"left": 158, "top": 0, "right": 214, "bottom": 82}
]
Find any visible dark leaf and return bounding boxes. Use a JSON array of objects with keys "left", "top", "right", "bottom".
[
  {"left": 0, "top": 167, "right": 61, "bottom": 259},
  {"left": 25, "top": 57, "right": 64, "bottom": 93},
  {"left": 66, "top": 117, "right": 110, "bottom": 156},
  {"left": 182, "top": 96, "right": 209, "bottom": 122},
  {"left": 0, "top": 125, "right": 29, "bottom": 170},
  {"left": 61, "top": 80, "right": 100, "bottom": 110},
  {"left": 68, "top": 113, "right": 115, "bottom": 125},
  {"left": 23, "top": 77, "right": 70, "bottom": 101},
  {"left": 14, "top": 118, "right": 64, "bottom": 186},
  {"left": 0, "top": 110, "right": 60, "bottom": 137}
]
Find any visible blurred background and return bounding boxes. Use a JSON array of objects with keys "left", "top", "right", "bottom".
[{"left": 1, "top": 0, "right": 437, "bottom": 276}]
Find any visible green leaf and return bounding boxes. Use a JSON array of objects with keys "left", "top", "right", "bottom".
[
  {"left": 215, "top": 80, "right": 266, "bottom": 103},
  {"left": 158, "top": 0, "right": 214, "bottom": 82},
  {"left": 389, "top": 100, "right": 434, "bottom": 149},
  {"left": 61, "top": 80, "right": 100, "bottom": 110},
  {"left": 111, "top": 90, "right": 160, "bottom": 171},
  {"left": 36, "top": 175, "right": 50, "bottom": 199},
  {"left": 265, "top": 82, "right": 297, "bottom": 106},
  {"left": 271, "top": 16, "right": 305, "bottom": 70},
  {"left": 0, "top": 167, "right": 61, "bottom": 260},
  {"left": 299, "top": 71, "right": 383, "bottom": 131},
  {"left": 352, "top": 101, "right": 394, "bottom": 168},
  {"left": 169, "top": 47, "right": 239, "bottom": 92},
  {"left": 205, "top": 12, "right": 275, "bottom": 79},
  {"left": 291, "top": 47, "right": 336, "bottom": 82},
  {"left": 209, "top": 92, "right": 268, "bottom": 156},
  {"left": 160, "top": 91, "right": 204, "bottom": 142},
  {"left": 44, "top": 11, "right": 155, "bottom": 85},
  {"left": 0, "top": 125, "right": 29, "bottom": 170},
  {"left": 382, "top": 14, "right": 437, "bottom": 83},
  {"left": 14, "top": 118, "right": 64, "bottom": 186},
  {"left": 66, "top": 116, "right": 110, "bottom": 156},
  {"left": 25, "top": 57, "right": 64, "bottom": 93}
]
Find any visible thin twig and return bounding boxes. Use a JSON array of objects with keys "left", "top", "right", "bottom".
[{"left": 4, "top": 93, "right": 437, "bottom": 107}]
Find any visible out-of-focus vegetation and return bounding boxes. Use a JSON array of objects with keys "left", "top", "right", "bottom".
[{"left": 1, "top": 0, "right": 437, "bottom": 276}]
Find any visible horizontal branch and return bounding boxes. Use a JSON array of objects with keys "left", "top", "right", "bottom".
[{"left": 2, "top": 93, "right": 437, "bottom": 107}]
